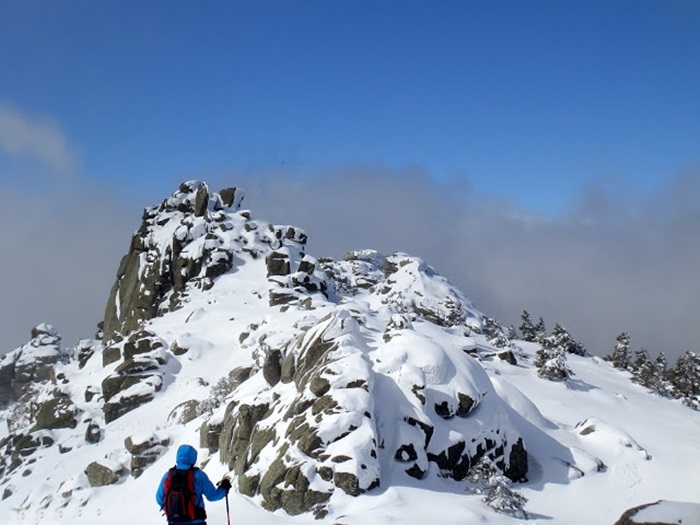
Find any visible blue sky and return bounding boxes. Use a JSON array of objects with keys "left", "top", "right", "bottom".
[
  {"left": 1, "top": 1, "right": 699, "bottom": 360},
  {"left": 2, "top": 0, "right": 698, "bottom": 213}
]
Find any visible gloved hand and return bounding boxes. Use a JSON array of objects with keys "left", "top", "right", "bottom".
[{"left": 217, "top": 478, "right": 232, "bottom": 493}]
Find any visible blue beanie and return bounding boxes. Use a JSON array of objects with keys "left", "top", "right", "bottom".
[{"left": 176, "top": 444, "right": 198, "bottom": 469}]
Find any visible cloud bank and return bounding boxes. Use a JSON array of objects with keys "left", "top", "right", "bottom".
[
  {"left": 1, "top": 164, "right": 698, "bottom": 368},
  {"left": 0, "top": 102, "right": 80, "bottom": 173}
]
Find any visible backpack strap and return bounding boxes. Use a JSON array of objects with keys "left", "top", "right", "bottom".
[
  {"left": 185, "top": 467, "right": 196, "bottom": 519},
  {"left": 160, "top": 466, "right": 178, "bottom": 513}
]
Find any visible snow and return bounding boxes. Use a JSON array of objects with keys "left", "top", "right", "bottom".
[{"left": 2, "top": 186, "right": 700, "bottom": 525}]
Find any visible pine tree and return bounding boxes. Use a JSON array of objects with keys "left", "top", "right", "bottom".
[
  {"left": 519, "top": 310, "right": 537, "bottom": 342},
  {"left": 631, "top": 349, "right": 656, "bottom": 389},
  {"left": 467, "top": 457, "right": 528, "bottom": 519},
  {"left": 605, "top": 332, "right": 631, "bottom": 370},
  {"left": 654, "top": 353, "right": 670, "bottom": 396},
  {"left": 535, "top": 335, "right": 572, "bottom": 381},
  {"left": 534, "top": 317, "right": 547, "bottom": 344},
  {"left": 668, "top": 351, "right": 700, "bottom": 410},
  {"left": 507, "top": 325, "right": 518, "bottom": 341},
  {"left": 482, "top": 317, "right": 509, "bottom": 348},
  {"left": 549, "top": 323, "right": 586, "bottom": 356}
]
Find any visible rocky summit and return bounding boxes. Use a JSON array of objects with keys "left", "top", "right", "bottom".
[{"left": 0, "top": 180, "right": 698, "bottom": 524}]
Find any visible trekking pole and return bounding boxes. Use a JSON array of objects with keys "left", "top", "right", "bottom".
[{"left": 225, "top": 492, "right": 231, "bottom": 525}]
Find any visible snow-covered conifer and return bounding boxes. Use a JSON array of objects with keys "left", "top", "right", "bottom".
[
  {"left": 519, "top": 310, "right": 537, "bottom": 342},
  {"left": 534, "top": 317, "right": 547, "bottom": 344},
  {"left": 482, "top": 316, "right": 509, "bottom": 348},
  {"left": 653, "top": 353, "right": 671, "bottom": 396},
  {"left": 535, "top": 335, "right": 572, "bottom": 381},
  {"left": 467, "top": 457, "right": 528, "bottom": 519},
  {"left": 669, "top": 351, "right": 700, "bottom": 410},
  {"left": 550, "top": 323, "right": 586, "bottom": 356},
  {"left": 605, "top": 332, "right": 632, "bottom": 370},
  {"left": 630, "top": 349, "right": 656, "bottom": 390}
]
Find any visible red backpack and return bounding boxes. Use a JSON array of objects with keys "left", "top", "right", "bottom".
[{"left": 162, "top": 467, "right": 198, "bottom": 523}]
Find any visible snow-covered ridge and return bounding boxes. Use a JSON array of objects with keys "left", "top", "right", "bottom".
[{"left": 1, "top": 181, "right": 699, "bottom": 525}]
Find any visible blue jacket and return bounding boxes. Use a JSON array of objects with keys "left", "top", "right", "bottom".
[{"left": 156, "top": 445, "right": 227, "bottom": 524}]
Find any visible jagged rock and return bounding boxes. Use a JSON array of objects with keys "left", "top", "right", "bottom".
[
  {"left": 200, "top": 420, "right": 224, "bottom": 452},
  {"left": 74, "top": 339, "right": 99, "bottom": 369},
  {"left": 103, "top": 381, "right": 161, "bottom": 424},
  {"left": 262, "top": 349, "right": 282, "bottom": 387},
  {"left": 123, "top": 331, "right": 165, "bottom": 360},
  {"left": 220, "top": 403, "right": 271, "bottom": 472},
  {"left": 266, "top": 251, "right": 291, "bottom": 277},
  {"left": 280, "top": 351, "right": 296, "bottom": 383},
  {"left": 84, "top": 385, "right": 99, "bottom": 402},
  {"left": 498, "top": 350, "right": 517, "bottom": 365},
  {"left": 125, "top": 434, "right": 170, "bottom": 478},
  {"left": 85, "top": 421, "right": 102, "bottom": 444},
  {"left": 505, "top": 438, "right": 528, "bottom": 482},
  {"left": 0, "top": 324, "right": 63, "bottom": 406},
  {"left": 33, "top": 390, "right": 77, "bottom": 430},
  {"left": 257, "top": 458, "right": 331, "bottom": 515},
  {"left": 168, "top": 400, "right": 200, "bottom": 424},
  {"left": 228, "top": 366, "right": 255, "bottom": 387},
  {"left": 100, "top": 330, "right": 167, "bottom": 423},
  {"left": 334, "top": 472, "right": 365, "bottom": 497},
  {"left": 0, "top": 431, "right": 54, "bottom": 481},
  {"left": 170, "top": 341, "right": 188, "bottom": 356},
  {"left": 0, "top": 358, "right": 15, "bottom": 406},
  {"left": 428, "top": 441, "right": 471, "bottom": 480},
  {"left": 85, "top": 461, "right": 122, "bottom": 487},
  {"left": 101, "top": 181, "right": 245, "bottom": 341},
  {"left": 102, "top": 345, "right": 121, "bottom": 366}
]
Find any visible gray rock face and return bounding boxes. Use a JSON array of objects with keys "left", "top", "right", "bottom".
[
  {"left": 214, "top": 298, "right": 525, "bottom": 517},
  {"left": 125, "top": 434, "right": 170, "bottom": 478},
  {"left": 0, "top": 324, "right": 63, "bottom": 406},
  {"left": 33, "top": 390, "right": 77, "bottom": 431},
  {"left": 101, "top": 329, "right": 167, "bottom": 423},
  {"left": 102, "top": 181, "right": 245, "bottom": 342},
  {"left": 0, "top": 432, "right": 54, "bottom": 479},
  {"left": 85, "top": 461, "right": 123, "bottom": 487}
]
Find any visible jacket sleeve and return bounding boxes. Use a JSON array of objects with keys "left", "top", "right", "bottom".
[
  {"left": 195, "top": 469, "right": 227, "bottom": 504},
  {"left": 155, "top": 471, "right": 169, "bottom": 507}
]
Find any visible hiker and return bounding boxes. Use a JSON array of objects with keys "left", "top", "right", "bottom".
[{"left": 156, "top": 444, "right": 231, "bottom": 525}]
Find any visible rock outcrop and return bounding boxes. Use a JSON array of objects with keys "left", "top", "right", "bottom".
[
  {"left": 102, "top": 181, "right": 246, "bottom": 341},
  {"left": 208, "top": 255, "right": 527, "bottom": 516},
  {"left": 0, "top": 324, "right": 63, "bottom": 407}
]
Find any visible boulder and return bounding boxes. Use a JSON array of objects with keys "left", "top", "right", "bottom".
[
  {"left": 613, "top": 500, "right": 700, "bottom": 525},
  {"left": 168, "top": 400, "right": 200, "bottom": 424},
  {"left": 33, "top": 391, "right": 78, "bottom": 430},
  {"left": 85, "top": 421, "right": 102, "bottom": 444},
  {"left": 85, "top": 460, "right": 123, "bottom": 487},
  {"left": 125, "top": 434, "right": 170, "bottom": 478},
  {"left": 0, "top": 325, "right": 63, "bottom": 405}
]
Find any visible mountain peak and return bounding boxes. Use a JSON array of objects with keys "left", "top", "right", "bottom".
[{"left": 1, "top": 181, "right": 698, "bottom": 525}]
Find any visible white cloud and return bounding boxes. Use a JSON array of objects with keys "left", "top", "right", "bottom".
[{"left": 0, "top": 102, "right": 80, "bottom": 173}]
